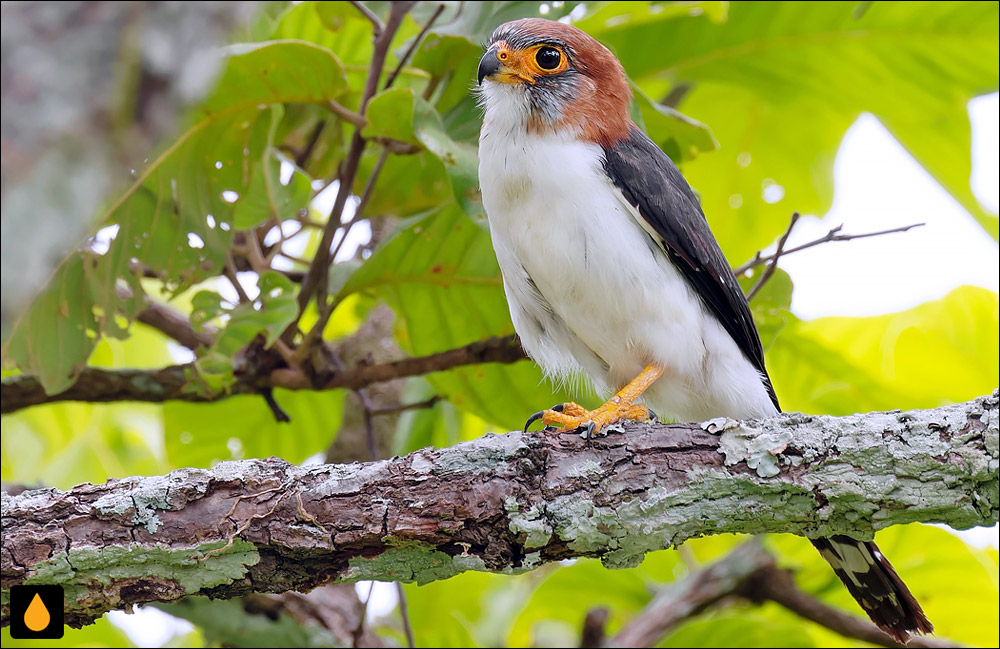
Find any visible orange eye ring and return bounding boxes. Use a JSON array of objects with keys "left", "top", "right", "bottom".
[{"left": 524, "top": 44, "right": 569, "bottom": 76}]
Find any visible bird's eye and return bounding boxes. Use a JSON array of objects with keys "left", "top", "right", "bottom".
[{"left": 535, "top": 46, "right": 562, "bottom": 71}]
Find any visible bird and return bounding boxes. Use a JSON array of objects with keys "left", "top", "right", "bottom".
[{"left": 476, "top": 17, "right": 933, "bottom": 644}]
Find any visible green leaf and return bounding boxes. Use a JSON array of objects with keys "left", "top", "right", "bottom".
[
  {"left": 232, "top": 108, "right": 314, "bottom": 229},
  {"left": 164, "top": 388, "right": 345, "bottom": 468},
  {"left": 346, "top": 206, "right": 590, "bottom": 430},
  {"left": 631, "top": 84, "right": 718, "bottom": 163},
  {"left": 363, "top": 87, "right": 420, "bottom": 145},
  {"left": 3, "top": 40, "right": 347, "bottom": 395},
  {"left": 767, "top": 286, "right": 999, "bottom": 415},
  {"left": 214, "top": 271, "right": 300, "bottom": 357}
]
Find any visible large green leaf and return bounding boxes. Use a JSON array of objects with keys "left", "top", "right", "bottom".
[
  {"left": 164, "top": 388, "right": 345, "bottom": 468},
  {"left": 344, "top": 206, "right": 588, "bottom": 430},
  {"left": 767, "top": 286, "right": 999, "bottom": 415},
  {"left": 2, "top": 41, "right": 346, "bottom": 394},
  {"left": 579, "top": 1, "right": 1000, "bottom": 263}
]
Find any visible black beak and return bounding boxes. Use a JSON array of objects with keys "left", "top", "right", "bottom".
[{"left": 477, "top": 47, "right": 501, "bottom": 86}]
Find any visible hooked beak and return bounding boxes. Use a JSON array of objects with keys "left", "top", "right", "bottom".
[{"left": 477, "top": 47, "right": 501, "bottom": 86}]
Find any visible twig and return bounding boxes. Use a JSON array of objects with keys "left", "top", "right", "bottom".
[
  {"left": 116, "top": 284, "right": 214, "bottom": 350},
  {"left": 395, "top": 581, "right": 416, "bottom": 649},
  {"left": 383, "top": 4, "right": 447, "bottom": 90},
  {"left": 733, "top": 221, "right": 924, "bottom": 277},
  {"left": 260, "top": 387, "right": 291, "bottom": 423},
  {"left": 325, "top": 99, "right": 367, "bottom": 129},
  {"left": 367, "top": 395, "right": 440, "bottom": 416},
  {"left": 349, "top": 0, "right": 384, "bottom": 35},
  {"left": 295, "top": 120, "right": 327, "bottom": 169},
  {"left": 746, "top": 212, "right": 799, "bottom": 301},
  {"left": 580, "top": 607, "right": 609, "bottom": 648},
  {"left": 293, "top": 2, "right": 413, "bottom": 331},
  {"left": 294, "top": 147, "right": 391, "bottom": 363}
]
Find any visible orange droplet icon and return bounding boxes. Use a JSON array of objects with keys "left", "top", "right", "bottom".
[{"left": 25, "top": 592, "right": 51, "bottom": 632}]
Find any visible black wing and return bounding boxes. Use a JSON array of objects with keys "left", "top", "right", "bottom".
[{"left": 602, "top": 125, "right": 779, "bottom": 411}]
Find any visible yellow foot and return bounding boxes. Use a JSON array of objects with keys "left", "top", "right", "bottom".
[
  {"left": 523, "top": 400, "right": 655, "bottom": 439},
  {"left": 523, "top": 364, "right": 665, "bottom": 440}
]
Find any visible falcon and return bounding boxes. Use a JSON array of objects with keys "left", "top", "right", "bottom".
[{"left": 476, "top": 17, "right": 933, "bottom": 643}]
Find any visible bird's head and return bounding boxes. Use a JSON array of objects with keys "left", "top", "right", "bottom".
[{"left": 477, "top": 18, "right": 632, "bottom": 146}]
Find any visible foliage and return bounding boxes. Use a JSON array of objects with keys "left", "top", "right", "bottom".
[{"left": 1, "top": 1, "right": 997, "bottom": 647}]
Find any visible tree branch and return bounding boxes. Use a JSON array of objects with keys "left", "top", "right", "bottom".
[
  {"left": 3, "top": 393, "right": 996, "bottom": 628},
  {"left": 610, "top": 541, "right": 959, "bottom": 648},
  {"left": 0, "top": 335, "right": 526, "bottom": 414}
]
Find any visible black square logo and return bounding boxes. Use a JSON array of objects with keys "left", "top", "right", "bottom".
[{"left": 9, "top": 585, "right": 64, "bottom": 639}]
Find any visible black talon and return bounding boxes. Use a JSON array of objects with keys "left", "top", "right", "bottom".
[
  {"left": 581, "top": 421, "right": 596, "bottom": 445},
  {"left": 552, "top": 403, "right": 565, "bottom": 412},
  {"left": 647, "top": 408, "right": 658, "bottom": 422},
  {"left": 524, "top": 410, "right": 545, "bottom": 433}
]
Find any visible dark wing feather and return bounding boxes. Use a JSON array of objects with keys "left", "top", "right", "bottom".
[{"left": 602, "top": 125, "right": 779, "bottom": 411}]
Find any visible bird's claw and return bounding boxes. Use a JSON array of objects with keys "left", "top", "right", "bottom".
[{"left": 523, "top": 404, "right": 565, "bottom": 433}]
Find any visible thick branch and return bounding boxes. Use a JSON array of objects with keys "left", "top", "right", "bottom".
[
  {"left": 0, "top": 335, "right": 526, "bottom": 414},
  {"left": 2, "top": 393, "right": 996, "bottom": 628}
]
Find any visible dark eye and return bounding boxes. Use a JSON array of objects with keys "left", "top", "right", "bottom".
[{"left": 535, "top": 46, "right": 562, "bottom": 70}]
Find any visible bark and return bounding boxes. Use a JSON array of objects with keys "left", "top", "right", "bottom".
[{"left": 2, "top": 392, "right": 997, "bottom": 629}]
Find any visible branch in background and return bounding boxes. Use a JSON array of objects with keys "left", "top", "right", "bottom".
[
  {"left": 746, "top": 211, "right": 800, "bottom": 301},
  {"left": 0, "top": 335, "right": 525, "bottom": 414},
  {"left": 609, "top": 542, "right": 958, "bottom": 649},
  {"left": 383, "top": 4, "right": 447, "bottom": 90},
  {"left": 3, "top": 393, "right": 995, "bottom": 628},
  {"left": 734, "top": 220, "right": 925, "bottom": 277},
  {"left": 609, "top": 542, "right": 776, "bottom": 648},
  {"left": 744, "top": 563, "right": 955, "bottom": 649}
]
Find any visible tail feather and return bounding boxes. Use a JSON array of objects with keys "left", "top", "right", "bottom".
[{"left": 812, "top": 536, "right": 933, "bottom": 643}]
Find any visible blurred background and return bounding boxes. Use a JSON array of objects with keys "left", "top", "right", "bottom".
[{"left": 2, "top": 2, "right": 997, "bottom": 647}]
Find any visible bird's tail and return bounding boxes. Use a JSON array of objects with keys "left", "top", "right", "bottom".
[{"left": 811, "top": 536, "right": 933, "bottom": 643}]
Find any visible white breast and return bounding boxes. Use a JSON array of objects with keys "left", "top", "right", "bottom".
[{"left": 478, "top": 98, "right": 776, "bottom": 421}]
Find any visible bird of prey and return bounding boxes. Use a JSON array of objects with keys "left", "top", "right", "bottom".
[{"left": 476, "top": 17, "right": 933, "bottom": 643}]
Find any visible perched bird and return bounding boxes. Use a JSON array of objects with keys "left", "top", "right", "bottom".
[{"left": 476, "top": 17, "right": 933, "bottom": 643}]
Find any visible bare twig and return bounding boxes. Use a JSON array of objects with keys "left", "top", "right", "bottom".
[
  {"left": 734, "top": 221, "right": 924, "bottom": 277},
  {"left": 746, "top": 212, "right": 800, "bottom": 301},
  {"left": 325, "top": 99, "right": 368, "bottom": 129},
  {"left": 367, "top": 395, "right": 440, "bottom": 416},
  {"left": 383, "top": 4, "right": 447, "bottom": 90},
  {"left": 349, "top": 0, "right": 384, "bottom": 35},
  {"left": 395, "top": 581, "right": 416, "bottom": 649}
]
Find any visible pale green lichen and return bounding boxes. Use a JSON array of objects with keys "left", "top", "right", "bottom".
[
  {"left": 343, "top": 545, "right": 487, "bottom": 585},
  {"left": 507, "top": 504, "right": 553, "bottom": 549},
  {"left": 432, "top": 432, "right": 528, "bottom": 476},
  {"left": 718, "top": 425, "right": 793, "bottom": 478},
  {"left": 24, "top": 539, "right": 259, "bottom": 607}
]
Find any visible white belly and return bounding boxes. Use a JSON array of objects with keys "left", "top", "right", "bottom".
[{"left": 478, "top": 127, "right": 776, "bottom": 421}]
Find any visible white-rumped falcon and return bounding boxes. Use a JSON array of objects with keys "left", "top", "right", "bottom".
[{"left": 476, "top": 17, "right": 932, "bottom": 643}]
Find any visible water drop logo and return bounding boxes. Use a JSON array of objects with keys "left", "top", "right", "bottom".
[{"left": 9, "top": 585, "right": 64, "bottom": 639}]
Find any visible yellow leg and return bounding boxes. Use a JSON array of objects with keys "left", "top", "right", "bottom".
[{"left": 524, "top": 364, "right": 664, "bottom": 438}]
